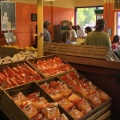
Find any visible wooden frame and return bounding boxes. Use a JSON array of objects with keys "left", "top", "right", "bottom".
[
  {"left": 113, "top": 0, "right": 120, "bottom": 10},
  {"left": 44, "top": 42, "right": 119, "bottom": 61}
]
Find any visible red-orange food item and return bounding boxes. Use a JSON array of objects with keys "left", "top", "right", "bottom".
[
  {"left": 50, "top": 81, "right": 61, "bottom": 88},
  {"left": 75, "top": 99, "right": 92, "bottom": 114},
  {"left": 97, "top": 91, "right": 110, "bottom": 102},
  {"left": 58, "top": 98, "right": 74, "bottom": 110},
  {"left": 12, "top": 92, "right": 26, "bottom": 106},
  {"left": 27, "top": 92, "right": 40, "bottom": 100},
  {"left": 50, "top": 92, "right": 63, "bottom": 102},
  {"left": 32, "top": 97, "right": 48, "bottom": 110},
  {"left": 78, "top": 87, "right": 89, "bottom": 99},
  {"left": 69, "top": 109, "right": 84, "bottom": 120},
  {"left": 68, "top": 93, "right": 82, "bottom": 103},
  {"left": 88, "top": 92, "right": 102, "bottom": 107},
  {"left": 57, "top": 114, "right": 69, "bottom": 120},
  {"left": 20, "top": 100, "right": 38, "bottom": 119},
  {"left": 41, "top": 103, "right": 60, "bottom": 119},
  {"left": 31, "top": 113, "right": 43, "bottom": 120},
  {"left": 60, "top": 85, "right": 73, "bottom": 97}
]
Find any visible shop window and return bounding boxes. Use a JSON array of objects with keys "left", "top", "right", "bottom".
[{"left": 75, "top": 6, "right": 103, "bottom": 29}]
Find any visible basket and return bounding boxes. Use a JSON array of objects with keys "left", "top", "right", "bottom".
[
  {"left": 0, "top": 82, "right": 73, "bottom": 120},
  {"left": 36, "top": 77, "right": 110, "bottom": 120},
  {"left": 27, "top": 54, "right": 75, "bottom": 79},
  {"left": 0, "top": 60, "right": 45, "bottom": 89},
  {"left": 58, "top": 70, "right": 112, "bottom": 112}
]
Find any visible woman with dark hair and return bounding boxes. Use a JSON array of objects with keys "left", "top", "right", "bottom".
[
  {"left": 62, "top": 31, "right": 71, "bottom": 44},
  {"left": 112, "top": 35, "right": 119, "bottom": 50},
  {"left": 85, "top": 27, "right": 92, "bottom": 34},
  {"left": 84, "top": 19, "right": 111, "bottom": 47}
]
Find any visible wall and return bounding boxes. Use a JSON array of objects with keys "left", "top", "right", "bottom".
[
  {"left": 75, "top": 0, "right": 104, "bottom": 7},
  {"left": 0, "top": 0, "right": 75, "bottom": 48},
  {"left": 103, "top": 0, "right": 119, "bottom": 41}
]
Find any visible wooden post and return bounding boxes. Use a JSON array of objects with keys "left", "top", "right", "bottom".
[{"left": 37, "top": 0, "right": 43, "bottom": 57}]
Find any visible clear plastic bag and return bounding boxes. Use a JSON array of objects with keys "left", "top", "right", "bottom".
[
  {"left": 68, "top": 93, "right": 82, "bottom": 103},
  {"left": 69, "top": 108, "right": 84, "bottom": 120},
  {"left": 75, "top": 99, "right": 92, "bottom": 114},
  {"left": 60, "top": 85, "right": 73, "bottom": 97},
  {"left": 11, "top": 92, "right": 26, "bottom": 106},
  {"left": 88, "top": 92, "right": 102, "bottom": 106},
  {"left": 50, "top": 92, "right": 63, "bottom": 102},
  {"left": 58, "top": 98, "right": 74, "bottom": 110},
  {"left": 97, "top": 91, "right": 110, "bottom": 102}
]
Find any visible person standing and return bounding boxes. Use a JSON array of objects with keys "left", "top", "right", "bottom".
[
  {"left": 43, "top": 21, "right": 51, "bottom": 42},
  {"left": 84, "top": 19, "right": 111, "bottom": 47},
  {"left": 85, "top": 27, "right": 92, "bottom": 34},
  {"left": 112, "top": 35, "right": 119, "bottom": 50},
  {"left": 67, "top": 21, "right": 77, "bottom": 42},
  {"left": 76, "top": 25, "right": 85, "bottom": 38},
  {"left": 62, "top": 31, "right": 71, "bottom": 44}
]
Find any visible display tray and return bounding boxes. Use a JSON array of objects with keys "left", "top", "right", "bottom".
[
  {"left": 87, "top": 104, "right": 111, "bottom": 120},
  {"left": 0, "top": 60, "right": 45, "bottom": 90},
  {"left": 58, "top": 70, "right": 112, "bottom": 110},
  {"left": 0, "top": 82, "right": 73, "bottom": 120},
  {"left": 37, "top": 77, "right": 109, "bottom": 120},
  {"left": 27, "top": 54, "right": 75, "bottom": 79},
  {"left": 0, "top": 47, "right": 17, "bottom": 58}
]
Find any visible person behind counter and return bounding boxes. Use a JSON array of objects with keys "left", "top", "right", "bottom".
[
  {"left": 76, "top": 25, "right": 85, "bottom": 38},
  {"left": 112, "top": 35, "right": 119, "bottom": 50},
  {"left": 84, "top": 19, "right": 111, "bottom": 47},
  {"left": 62, "top": 31, "right": 71, "bottom": 44},
  {"left": 43, "top": 21, "right": 51, "bottom": 42},
  {"left": 67, "top": 21, "right": 77, "bottom": 42}
]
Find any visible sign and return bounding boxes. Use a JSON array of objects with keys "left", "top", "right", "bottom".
[{"left": 106, "top": 28, "right": 112, "bottom": 36}]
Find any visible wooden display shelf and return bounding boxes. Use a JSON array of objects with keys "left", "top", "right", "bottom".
[
  {"left": 0, "top": 82, "right": 73, "bottom": 120},
  {"left": 37, "top": 77, "right": 111, "bottom": 120},
  {"left": 27, "top": 54, "right": 75, "bottom": 79},
  {"left": 96, "top": 110, "right": 111, "bottom": 120},
  {"left": 44, "top": 42, "right": 119, "bottom": 61},
  {"left": 0, "top": 46, "right": 37, "bottom": 58},
  {"left": 43, "top": 54, "right": 119, "bottom": 120},
  {"left": 87, "top": 104, "right": 111, "bottom": 120}
]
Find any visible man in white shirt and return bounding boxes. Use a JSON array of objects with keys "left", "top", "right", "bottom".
[
  {"left": 67, "top": 21, "right": 77, "bottom": 42},
  {"left": 76, "top": 25, "right": 85, "bottom": 38}
]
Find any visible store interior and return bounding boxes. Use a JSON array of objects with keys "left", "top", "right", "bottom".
[{"left": 0, "top": 0, "right": 120, "bottom": 120}]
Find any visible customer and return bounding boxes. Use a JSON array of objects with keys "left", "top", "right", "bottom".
[
  {"left": 62, "top": 31, "right": 71, "bottom": 44},
  {"left": 112, "top": 35, "right": 119, "bottom": 50},
  {"left": 84, "top": 19, "right": 111, "bottom": 47},
  {"left": 67, "top": 21, "right": 77, "bottom": 42},
  {"left": 81, "top": 27, "right": 92, "bottom": 39},
  {"left": 85, "top": 27, "right": 92, "bottom": 34},
  {"left": 76, "top": 25, "right": 85, "bottom": 38},
  {"left": 43, "top": 21, "right": 51, "bottom": 42}
]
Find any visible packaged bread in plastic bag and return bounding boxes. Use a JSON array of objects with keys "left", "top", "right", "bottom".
[
  {"left": 75, "top": 99, "right": 92, "bottom": 114},
  {"left": 88, "top": 92, "right": 102, "bottom": 106},
  {"left": 58, "top": 98, "right": 74, "bottom": 110},
  {"left": 68, "top": 108, "right": 84, "bottom": 120},
  {"left": 11, "top": 92, "right": 26, "bottom": 106},
  {"left": 20, "top": 100, "right": 38, "bottom": 119},
  {"left": 68, "top": 93, "right": 82, "bottom": 103},
  {"left": 32, "top": 97, "right": 48, "bottom": 110},
  {"left": 41, "top": 103, "right": 60, "bottom": 119},
  {"left": 97, "top": 91, "right": 110, "bottom": 102}
]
